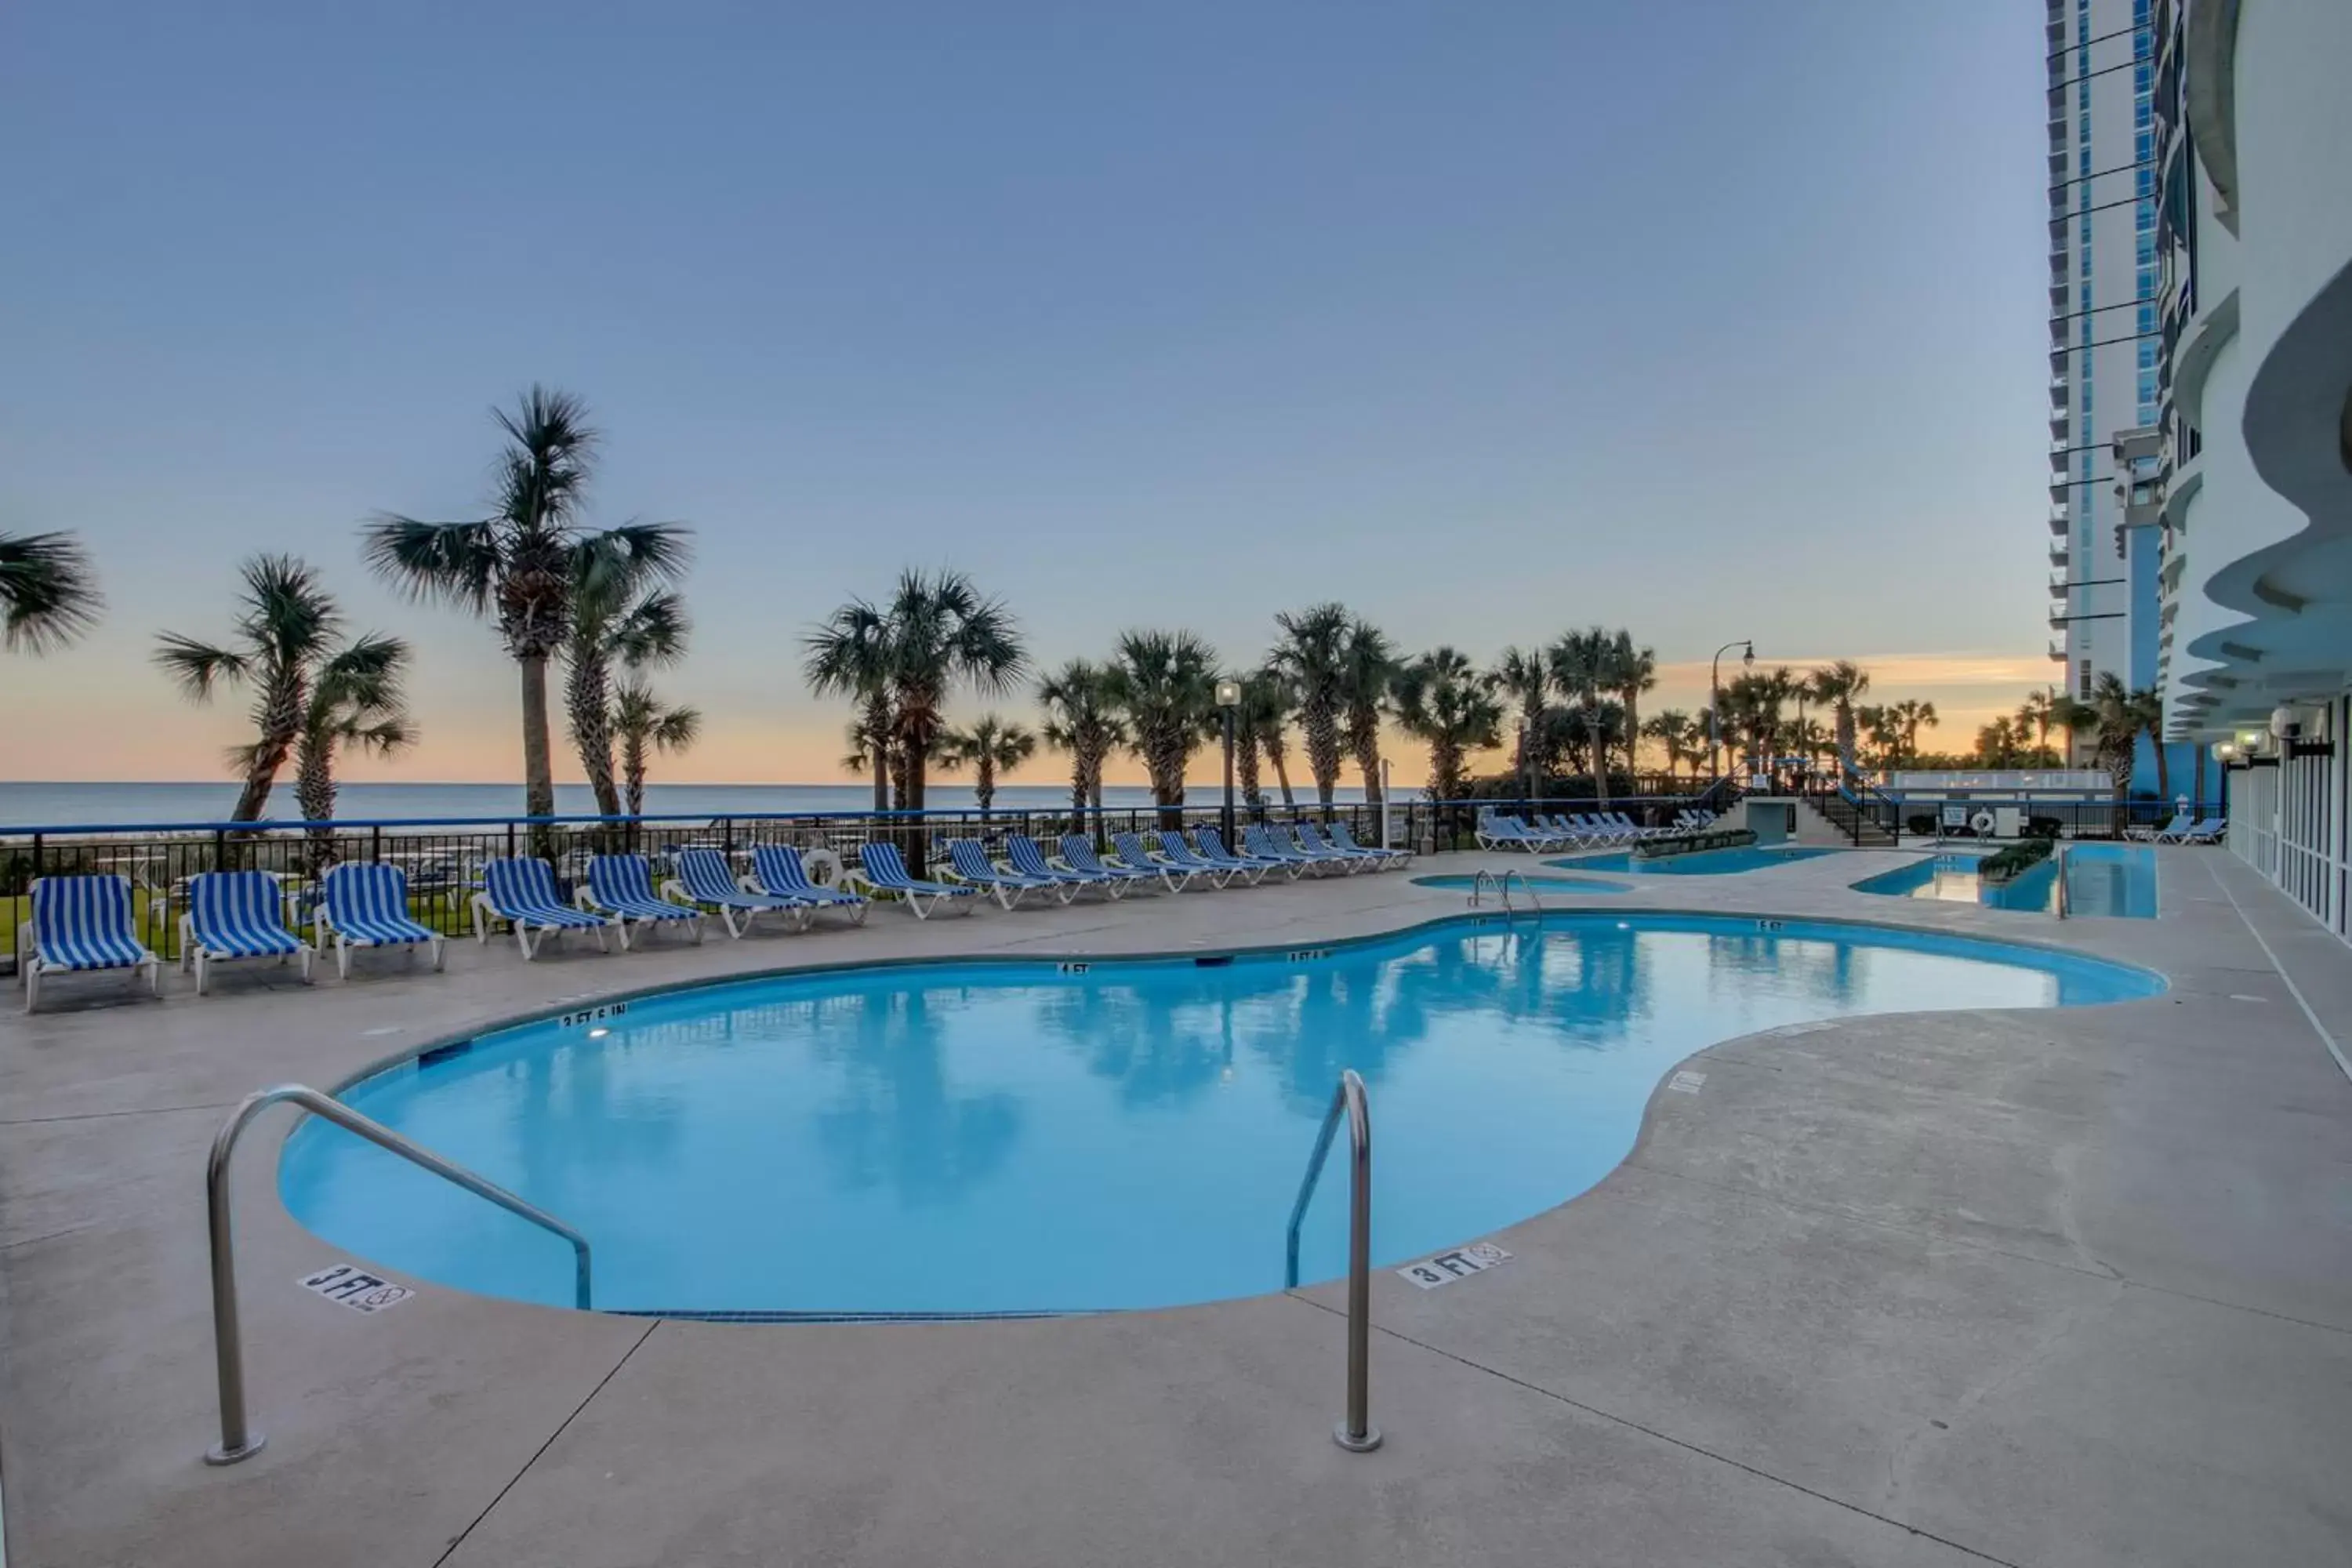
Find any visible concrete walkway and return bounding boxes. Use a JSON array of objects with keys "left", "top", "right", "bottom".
[{"left": 3, "top": 846, "right": 2347, "bottom": 1566}]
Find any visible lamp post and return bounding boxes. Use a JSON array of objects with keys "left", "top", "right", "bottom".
[
  {"left": 1709, "top": 640, "right": 1754, "bottom": 782},
  {"left": 1216, "top": 678, "right": 1243, "bottom": 850}
]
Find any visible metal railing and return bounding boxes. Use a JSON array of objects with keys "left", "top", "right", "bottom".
[
  {"left": 203, "top": 1083, "right": 593, "bottom": 1465},
  {"left": 1468, "top": 869, "right": 1541, "bottom": 914},
  {"left": 1283, "top": 1069, "right": 1380, "bottom": 1453},
  {"left": 2056, "top": 844, "right": 2073, "bottom": 919}
]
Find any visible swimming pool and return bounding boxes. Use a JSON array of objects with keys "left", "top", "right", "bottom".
[
  {"left": 1850, "top": 843, "right": 2158, "bottom": 919},
  {"left": 281, "top": 914, "right": 2162, "bottom": 1317},
  {"left": 1548, "top": 845, "right": 1838, "bottom": 876}
]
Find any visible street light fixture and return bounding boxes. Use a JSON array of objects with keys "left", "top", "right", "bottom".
[
  {"left": 1216, "top": 678, "right": 1243, "bottom": 848},
  {"left": 1709, "top": 640, "right": 1754, "bottom": 782}
]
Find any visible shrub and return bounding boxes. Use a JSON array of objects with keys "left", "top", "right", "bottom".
[
  {"left": 1979, "top": 837, "right": 2055, "bottom": 884},
  {"left": 1632, "top": 828, "right": 1758, "bottom": 861},
  {"left": 2027, "top": 815, "right": 2064, "bottom": 840},
  {"left": 1907, "top": 813, "right": 1936, "bottom": 837}
]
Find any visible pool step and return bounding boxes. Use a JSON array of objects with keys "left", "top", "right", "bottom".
[{"left": 614, "top": 1307, "right": 1088, "bottom": 1324}]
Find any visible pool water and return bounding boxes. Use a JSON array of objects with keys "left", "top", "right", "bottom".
[
  {"left": 281, "top": 914, "right": 2161, "bottom": 1316},
  {"left": 1851, "top": 844, "right": 2158, "bottom": 919},
  {"left": 1549, "top": 846, "right": 1838, "bottom": 876}
]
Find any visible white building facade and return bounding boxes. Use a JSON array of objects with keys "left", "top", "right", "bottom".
[
  {"left": 2153, "top": 0, "right": 2352, "bottom": 942},
  {"left": 2045, "top": 0, "right": 2163, "bottom": 704}
]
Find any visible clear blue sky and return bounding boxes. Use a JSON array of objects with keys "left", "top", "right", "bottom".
[{"left": 1, "top": 2, "right": 2051, "bottom": 782}]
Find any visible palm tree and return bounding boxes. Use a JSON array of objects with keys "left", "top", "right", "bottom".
[
  {"left": 612, "top": 681, "right": 701, "bottom": 816},
  {"left": 2067, "top": 674, "right": 2165, "bottom": 800},
  {"left": 1392, "top": 647, "right": 1503, "bottom": 800},
  {"left": 154, "top": 556, "right": 389, "bottom": 822},
  {"left": 1548, "top": 626, "right": 1628, "bottom": 808},
  {"left": 1270, "top": 603, "right": 1351, "bottom": 805},
  {"left": 807, "top": 601, "right": 899, "bottom": 813},
  {"left": 0, "top": 531, "right": 101, "bottom": 653},
  {"left": 365, "top": 387, "right": 685, "bottom": 825},
  {"left": 1642, "top": 710, "right": 1697, "bottom": 777},
  {"left": 1807, "top": 659, "right": 1871, "bottom": 771},
  {"left": 1613, "top": 632, "right": 1657, "bottom": 778},
  {"left": 805, "top": 569, "right": 1025, "bottom": 824},
  {"left": 564, "top": 533, "right": 691, "bottom": 817},
  {"left": 1107, "top": 630, "right": 1219, "bottom": 824},
  {"left": 1036, "top": 659, "right": 1126, "bottom": 822},
  {"left": 2015, "top": 688, "right": 2060, "bottom": 766},
  {"left": 935, "top": 713, "right": 1037, "bottom": 817},
  {"left": 1976, "top": 717, "right": 2022, "bottom": 767},
  {"left": 1890, "top": 698, "right": 1939, "bottom": 764},
  {"left": 1339, "top": 617, "right": 1399, "bottom": 805},
  {"left": 293, "top": 634, "right": 415, "bottom": 860},
  {"left": 1494, "top": 645, "right": 1552, "bottom": 801},
  {"left": 1236, "top": 668, "right": 1295, "bottom": 808}
]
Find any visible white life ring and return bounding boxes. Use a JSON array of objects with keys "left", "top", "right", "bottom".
[
  {"left": 1969, "top": 810, "right": 1997, "bottom": 837},
  {"left": 800, "top": 847, "right": 844, "bottom": 886}
]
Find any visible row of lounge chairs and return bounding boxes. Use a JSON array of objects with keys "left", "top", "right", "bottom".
[
  {"left": 1475, "top": 810, "right": 1717, "bottom": 852},
  {"left": 2124, "top": 814, "right": 2228, "bottom": 844},
  {"left": 14, "top": 822, "right": 1410, "bottom": 1008}
]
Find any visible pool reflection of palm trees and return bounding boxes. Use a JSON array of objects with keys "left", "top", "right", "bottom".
[
  {"left": 813, "top": 989, "right": 1023, "bottom": 1205},
  {"left": 1039, "top": 978, "right": 1238, "bottom": 1110}
]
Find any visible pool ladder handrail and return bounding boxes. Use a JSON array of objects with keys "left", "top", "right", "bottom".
[
  {"left": 1283, "top": 1069, "right": 1381, "bottom": 1453},
  {"left": 1467, "top": 868, "right": 1543, "bottom": 915},
  {"left": 202, "top": 1082, "right": 593, "bottom": 1466},
  {"left": 2056, "top": 842, "right": 2071, "bottom": 920}
]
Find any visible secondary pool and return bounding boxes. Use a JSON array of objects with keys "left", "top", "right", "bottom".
[
  {"left": 1851, "top": 843, "right": 2158, "bottom": 919},
  {"left": 1411, "top": 873, "right": 1630, "bottom": 894},
  {"left": 1548, "top": 845, "right": 1838, "bottom": 876},
  {"left": 281, "top": 914, "right": 2162, "bottom": 1317}
]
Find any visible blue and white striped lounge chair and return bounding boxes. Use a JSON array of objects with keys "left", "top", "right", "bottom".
[
  {"left": 473, "top": 858, "right": 613, "bottom": 959},
  {"left": 2183, "top": 816, "right": 2227, "bottom": 845},
  {"left": 945, "top": 839, "right": 1066, "bottom": 909},
  {"left": 18, "top": 875, "right": 159, "bottom": 1012},
  {"left": 1472, "top": 815, "right": 1559, "bottom": 853},
  {"left": 316, "top": 863, "right": 445, "bottom": 980},
  {"left": 1058, "top": 835, "right": 1163, "bottom": 891},
  {"left": 1245, "top": 822, "right": 1334, "bottom": 874},
  {"left": 580, "top": 855, "right": 704, "bottom": 949},
  {"left": 2131, "top": 812, "right": 2192, "bottom": 843},
  {"left": 1294, "top": 821, "right": 1381, "bottom": 873},
  {"left": 1149, "top": 830, "right": 1243, "bottom": 887},
  {"left": 855, "top": 842, "right": 979, "bottom": 919},
  {"left": 182, "top": 870, "right": 314, "bottom": 994},
  {"left": 1324, "top": 820, "right": 1409, "bottom": 868},
  {"left": 1194, "top": 826, "right": 1288, "bottom": 882},
  {"left": 1007, "top": 834, "right": 1122, "bottom": 898},
  {"left": 1110, "top": 830, "right": 1203, "bottom": 891},
  {"left": 664, "top": 848, "right": 808, "bottom": 938},
  {"left": 749, "top": 845, "right": 869, "bottom": 925}
]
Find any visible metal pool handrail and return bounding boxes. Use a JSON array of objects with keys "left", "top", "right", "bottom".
[
  {"left": 1467, "top": 869, "right": 1542, "bottom": 914},
  {"left": 202, "top": 1083, "right": 593, "bottom": 1466},
  {"left": 2056, "top": 844, "right": 2071, "bottom": 919},
  {"left": 1283, "top": 1069, "right": 1381, "bottom": 1453}
]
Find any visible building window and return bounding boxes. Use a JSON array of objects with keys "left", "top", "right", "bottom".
[{"left": 2080, "top": 661, "right": 2093, "bottom": 697}]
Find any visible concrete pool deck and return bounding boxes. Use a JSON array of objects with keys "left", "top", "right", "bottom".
[{"left": 4, "top": 844, "right": 2349, "bottom": 1566}]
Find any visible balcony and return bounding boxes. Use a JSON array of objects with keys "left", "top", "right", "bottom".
[
  {"left": 2049, "top": 472, "right": 2071, "bottom": 500},
  {"left": 2048, "top": 506, "right": 2071, "bottom": 535},
  {"left": 2050, "top": 412, "right": 2070, "bottom": 438},
  {"left": 2048, "top": 604, "right": 2069, "bottom": 628},
  {"left": 2049, "top": 539, "right": 2071, "bottom": 566},
  {"left": 2049, "top": 572, "right": 2069, "bottom": 598},
  {"left": 2049, "top": 437, "right": 2071, "bottom": 456},
  {"left": 2049, "top": 639, "right": 2067, "bottom": 662}
]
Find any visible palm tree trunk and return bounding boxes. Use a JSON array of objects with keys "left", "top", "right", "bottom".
[
  {"left": 2151, "top": 733, "right": 2170, "bottom": 803},
  {"left": 567, "top": 652, "right": 620, "bottom": 818},
  {"left": 294, "top": 734, "right": 337, "bottom": 868},
  {"left": 977, "top": 756, "right": 996, "bottom": 818},
  {"left": 1069, "top": 756, "right": 1087, "bottom": 822},
  {"left": 623, "top": 731, "right": 648, "bottom": 816},
  {"left": 1351, "top": 728, "right": 1384, "bottom": 808},
  {"left": 1585, "top": 710, "right": 1611, "bottom": 810},
  {"left": 1237, "top": 734, "right": 1264, "bottom": 808},
  {"left": 519, "top": 652, "right": 556, "bottom": 823},
  {"left": 872, "top": 739, "right": 891, "bottom": 814}
]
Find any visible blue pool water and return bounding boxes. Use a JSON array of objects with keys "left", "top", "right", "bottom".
[
  {"left": 1549, "top": 845, "right": 1838, "bottom": 876},
  {"left": 1411, "top": 873, "right": 1630, "bottom": 894},
  {"left": 281, "top": 914, "right": 2162, "bottom": 1316},
  {"left": 1851, "top": 844, "right": 2158, "bottom": 919}
]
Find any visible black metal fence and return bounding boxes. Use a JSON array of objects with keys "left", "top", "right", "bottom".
[{"left": 0, "top": 801, "right": 1417, "bottom": 963}]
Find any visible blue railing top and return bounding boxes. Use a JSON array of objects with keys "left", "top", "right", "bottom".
[{"left": 0, "top": 792, "right": 1724, "bottom": 839}]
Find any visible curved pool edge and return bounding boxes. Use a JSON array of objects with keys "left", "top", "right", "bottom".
[{"left": 307, "top": 904, "right": 2172, "bottom": 1107}]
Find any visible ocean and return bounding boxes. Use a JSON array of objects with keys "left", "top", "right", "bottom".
[{"left": 0, "top": 781, "right": 1367, "bottom": 829}]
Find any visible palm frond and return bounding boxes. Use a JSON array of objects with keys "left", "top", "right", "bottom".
[
  {"left": 361, "top": 516, "right": 500, "bottom": 612},
  {"left": 604, "top": 590, "right": 691, "bottom": 669},
  {"left": 151, "top": 633, "right": 251, "bottom": 701},
  {"left": 0, "top": 531, "right": 103, "bottom": 653}
]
